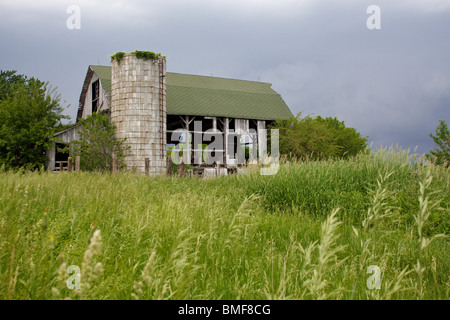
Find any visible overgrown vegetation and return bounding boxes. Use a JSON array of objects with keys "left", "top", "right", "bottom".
[
  {"left": 110, "top": 50, "right": 162, "bottom": 65},
  {"left": 110, "top": 52, "right": 125, "bottom": 64},
  {"left": 269, "top": 112, "right": 368, "bottom": 160},
  {"left": 133, "top": 50, "right": 162, "bottom": 61},
  {"left": 0, "top": 70, "right": 68, "bottom": 170},
  {"left": 426, "top": 119, "right": 450, "bottom": 167},
  {"left": 70, "top": 112, "right": 129, "bottom": 172},
  {"left": 0, "top": 147, "right": 448, "bottom": 300}
]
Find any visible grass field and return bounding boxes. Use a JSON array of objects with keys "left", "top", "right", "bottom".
[{"left": 0, "top": 147, "right": 448, "bottom": 300}]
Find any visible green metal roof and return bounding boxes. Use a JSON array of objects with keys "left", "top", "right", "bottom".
[
  {"left": 89, "top": 65, "right": 292, "bottom": 121},
  {"left": 90, "top": 65, "right": 111, "bottom": 97}
]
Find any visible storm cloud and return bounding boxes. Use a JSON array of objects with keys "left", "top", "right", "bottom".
[{"left": 1, "top": 0, "right": 449, "bottom": 155}]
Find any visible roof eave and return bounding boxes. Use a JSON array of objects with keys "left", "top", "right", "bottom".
[{"left": 76, "top": 66, "right": 95, "bottom": 122}]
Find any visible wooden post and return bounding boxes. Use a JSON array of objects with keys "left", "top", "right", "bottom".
[
  {"left": 75, "top": 156, "right": 80, "bottom": 172},
  {"left": 224, "top": 118, "right": 229, "bottom": 167},
  {"left": 59, "top": 162, "right": 63, "bottom": 172},
  {"left": 145, "top": 158, "right": 150, "bottom": 175},
  {"left": 112, "top": 154, "right": 117, "bottom": 173},
  {"left": 179, "top": 161, "right": 185, "bottom": 178},
  {"left": 166, "top": 156, "right": 173, "bottom": 176},
  {"left": 67, "top": 157, "right": 72, "bottom": 172}
]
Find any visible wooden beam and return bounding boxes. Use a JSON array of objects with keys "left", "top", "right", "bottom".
[
  {"left": 75, "top": 156, "right": 80, "bottom": 172},
  {"left": 145, "top": 158, "right": 150, "bottom": 175},
  {"left": 112, "top": 154, "right": 117, "bottom": 173},
  {"left": 166, "top": 156, "right": 173, "bottom": 176},
  {"left": 179, "top": 161, "right": 185, "bottom": 177}
]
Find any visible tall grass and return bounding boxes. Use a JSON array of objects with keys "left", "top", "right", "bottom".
[{"left": 0, "top": 147, "right": 448, "bottom": 299}]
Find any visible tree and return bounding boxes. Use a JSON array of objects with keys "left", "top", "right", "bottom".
[
  {"left": 425, "top": 119, "right": 450, "bottom": 167},
  {"left": 315, "top": 116, "right": 368, "bottom": 158},
  {"left": 0, "top": 70, "right": 26, "bottom": 101},
  {"left": 269, "top": 112, "right": 367, "bottom": 160},
  {"left": 71, "top": 112, "right": 129, "bottom": 171},
  {"left": 0, "top": 70, "right": 67, "bottom": 169}
]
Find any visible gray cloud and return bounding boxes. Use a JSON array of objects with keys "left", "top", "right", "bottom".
[{"left": 0, "top": 0, "right": 449, "bottom": 156}]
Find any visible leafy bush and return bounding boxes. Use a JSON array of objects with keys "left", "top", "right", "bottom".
[
  {"left": 71, "top": 112, "right": 129, "bottom": 172},
  {"left": 269, "top": 112, "right": 367, "bottom": 160}
]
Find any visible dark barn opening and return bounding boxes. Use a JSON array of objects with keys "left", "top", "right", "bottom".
[
  {"left": 55, "top": 142, "right": 69, "bottom": 171},
  {"left": 91, "top": 80, "right": 99, "bottom": 114}
]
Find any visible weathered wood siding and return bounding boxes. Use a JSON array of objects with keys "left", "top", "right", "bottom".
[
  {"left": 45, "top": 125, "right": 80, "bottom": 171},
  {"left": 81, "top": 73, "right": 110, "bottom": 119}
]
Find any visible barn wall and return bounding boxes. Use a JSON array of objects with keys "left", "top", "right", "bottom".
[
  {"left": 45, "top": 124, "right": 80, "bottom": 171},
  {"left": 81, "top": 73, "right": 110, "bottom": 119}
]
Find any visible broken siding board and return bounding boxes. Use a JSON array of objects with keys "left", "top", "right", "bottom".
[
  {"left": 234, "top": 119, "right": 249, "bottom": 135},
  {"left": 99, "top": 84, "right": 110, "bottom": 113}
]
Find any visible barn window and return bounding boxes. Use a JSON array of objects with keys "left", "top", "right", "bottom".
[{"left": 91, "top": 80, "right": 100, "bottom": 113}]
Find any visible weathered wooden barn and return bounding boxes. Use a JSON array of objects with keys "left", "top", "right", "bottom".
[{"left": 47, "top": 52, "right": 292, "bottom": 174}]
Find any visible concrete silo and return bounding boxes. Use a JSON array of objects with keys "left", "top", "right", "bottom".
[{"left": 110, "top": 52, "right": 167, "bottom": 174}]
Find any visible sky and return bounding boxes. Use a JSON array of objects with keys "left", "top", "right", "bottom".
[{"left": 1, "top": 0, "right": 449, "bottom": 156}]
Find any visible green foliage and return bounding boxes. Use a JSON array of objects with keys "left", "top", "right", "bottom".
[
  {"left": 54, "top": 122, "right": 77, "bottom": 134},
  {"left": 0, "top": 70, "right": 68, "bottom": 169},
  {"left": 133, "top": 50, "right": 162, "bottom": 61},
  {"left": 269, "top": 112, "right": 367, "bottom": 160},
  {"left": 0, "top": 147, "right": 448, "bottom": 300},
  {"left": 110, "top": 52, "right": 125, "bottom": 64},
  {"left": 71, "top": 112, "right": 129, "bottom": 172},
  {"left": 110, "top": 51, "right": 162, "bottom": 65},
  {"left": 316, "top": 115, "right": 368, "bottom": 158},
  {"left": 248, "top": 148, "right": 400, "bottom": 220},
  {"left": 425, "top": 119, "right": 450, "bottom": 167},
  {"left": 0, "top": 70, "right": 27, "bottom": 101}
]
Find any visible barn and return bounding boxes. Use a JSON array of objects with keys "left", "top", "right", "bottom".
[{"left": 46, "top": 51, "right": 293, "bottom": 174}]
